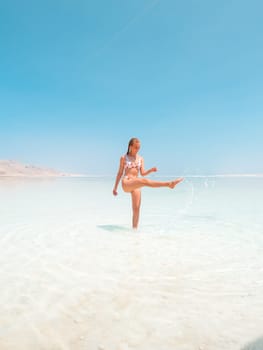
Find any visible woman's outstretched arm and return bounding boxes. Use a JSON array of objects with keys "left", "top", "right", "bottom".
[{"left": 140, "top": 157, "right": 157, "bottom": 177}]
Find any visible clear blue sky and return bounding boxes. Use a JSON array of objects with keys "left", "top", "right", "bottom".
[{"left": 1, "top": 0, "right": 262, "bottom": 175}]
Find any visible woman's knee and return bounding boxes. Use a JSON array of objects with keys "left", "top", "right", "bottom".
[{"left": 140, "top": 178, "right": 149, "bottom": 186}]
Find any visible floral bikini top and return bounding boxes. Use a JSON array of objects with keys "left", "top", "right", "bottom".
[{"left": 124, "top": 154, "right": 142, "bottom": 170}]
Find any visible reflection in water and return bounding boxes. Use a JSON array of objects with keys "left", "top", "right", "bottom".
[
  {"left": 241, "top": 336, "right": 263, "bottom": 350},
  {"left": 97, "top": 224, "right": 131, "bottom": 232}
]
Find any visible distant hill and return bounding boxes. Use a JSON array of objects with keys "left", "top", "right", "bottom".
[{"left": 0, "top": 160, "right": 69, "bottom": 177}]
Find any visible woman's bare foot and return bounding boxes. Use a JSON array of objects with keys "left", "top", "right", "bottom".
[{"left": 169, "top": 177, "right": 184, "bottom": 189}]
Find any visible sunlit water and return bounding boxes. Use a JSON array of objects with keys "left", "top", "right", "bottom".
[{"left": 0, "top": 176, "right": 262, "bottom": 350}]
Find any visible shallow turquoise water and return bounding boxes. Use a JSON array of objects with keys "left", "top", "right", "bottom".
[{"left": 0, "top": 176, "right": 262, "bottom": 349}]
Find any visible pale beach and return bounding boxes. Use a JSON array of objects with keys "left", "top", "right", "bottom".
[
  {"left": 0, "top": 176, "right": 262, "bottom": 350},
  {"left": 1, "top": 0, "right": 262, "bottom": 348}
]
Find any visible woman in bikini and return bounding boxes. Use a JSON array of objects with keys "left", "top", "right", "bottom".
[{"left": 112, "top": 137, "right": 183, "bottom": 229}]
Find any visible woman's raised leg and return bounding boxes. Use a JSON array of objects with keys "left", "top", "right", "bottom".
[{"left": 122, "top": 177, "right": 183, "bottom": 193}]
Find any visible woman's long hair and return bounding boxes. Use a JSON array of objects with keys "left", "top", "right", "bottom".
[{"left": 126, "top": 138, "right": 139, "bottom": 155}]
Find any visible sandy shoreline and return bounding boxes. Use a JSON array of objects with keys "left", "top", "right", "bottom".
[{"left": 0, "top": 160, "right": 85, "bottom": 178}]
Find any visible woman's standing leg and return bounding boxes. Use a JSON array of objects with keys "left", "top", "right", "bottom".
[{"left": 131, "top": 189, "right": 141, "bottom": 229}]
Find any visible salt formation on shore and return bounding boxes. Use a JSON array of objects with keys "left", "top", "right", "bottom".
[{"left": 0, "top": 160, "right": 67, "bottom": 177}]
